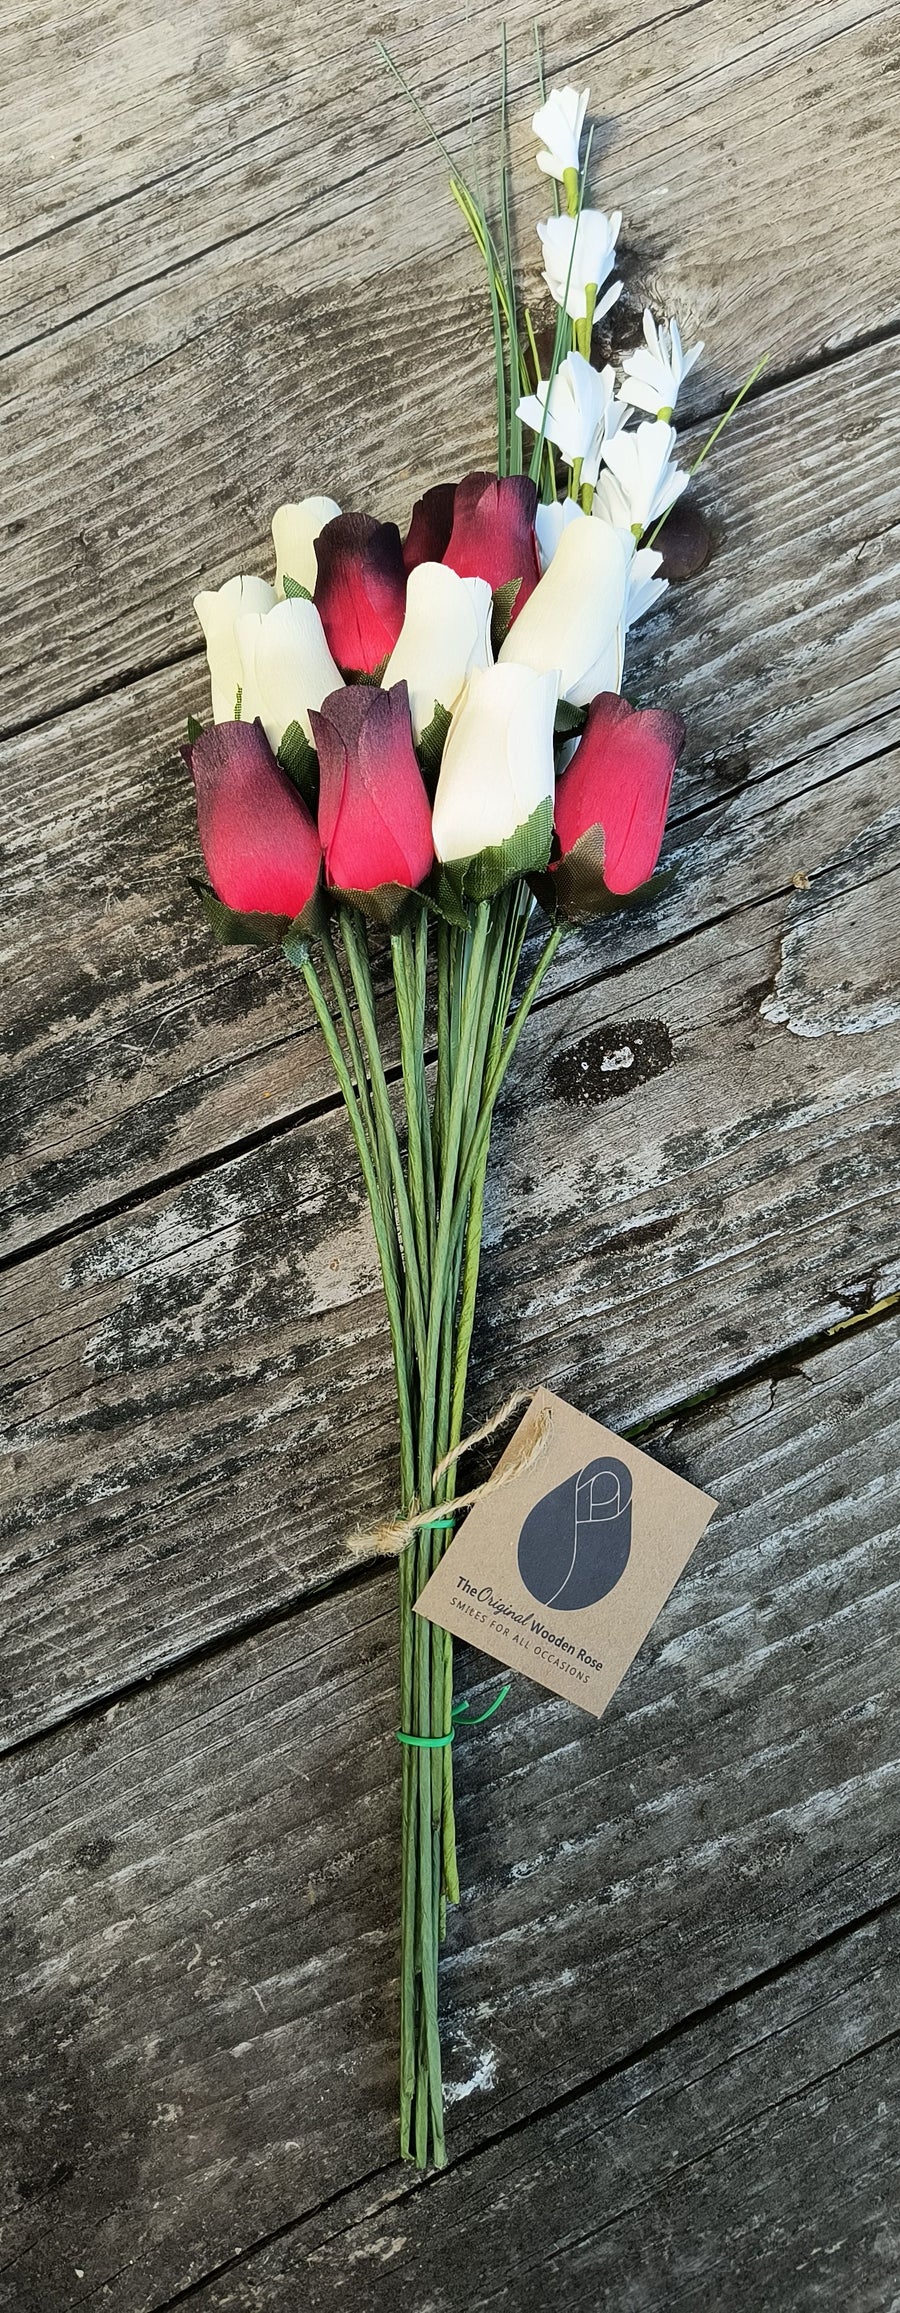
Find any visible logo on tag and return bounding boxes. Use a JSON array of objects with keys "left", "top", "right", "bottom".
[
  {"left": 415, "top": 1390, "right": 718, "bottom": 1721},
  {"left": 517, "top": 1455, "right": 633, "bottom": 1609}
]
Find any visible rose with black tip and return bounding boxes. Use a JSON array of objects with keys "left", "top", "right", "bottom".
[
  {"left": 546, "top": 692, "right": 685, "bottom": 919},
  {"left": 311, "top": 681, "right": 434, "bottom": 927}
]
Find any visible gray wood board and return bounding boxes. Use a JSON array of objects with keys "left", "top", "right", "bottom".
[
  {"left": 1, "top": 1311, "right": 897, "bottom": 2312},
  {"left": 4, "top": 336, "right": 900, "bottom": 1257},
  {"left": 188, "top": 1906, "right": 900, "bottom": 2313},
  {"left": 2, "top": 2, "right": 899, "bottom": 731},
  {"left": 3, "top": 766, "right": 898, "bottom": 1746}
]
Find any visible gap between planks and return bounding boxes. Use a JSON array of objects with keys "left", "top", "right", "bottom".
[
  {"left": 4, "top": 692, "right": 898, "bottom": 1281},
  {"left": 2, "top": 1287, "right": 894, "bottom": 1770},
  {"left": 2, "top": 315, "right": 899, "bottom": 750},
  {"left": 144, "top": 1882, "right": 900, "bottom": 2313}
]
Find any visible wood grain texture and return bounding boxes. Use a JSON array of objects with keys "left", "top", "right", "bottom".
[
  {"left": 2, "top": 1, "right": 899, "bottom": 729},
  {"left": 192, "top": 1906, "right": 900, "bottom": 2312},
  {"left": 1, "top": 1312, "right": 898, "bottom": 2311},
  {"left": 3, "top": 751, "right": 898, "bottom": 1746},
  {"left": 4, "top": 337, "right": 899, "bottom": 1258},
  {"left": 3, "top": 0, "right": 900, "bottom": 2292}
]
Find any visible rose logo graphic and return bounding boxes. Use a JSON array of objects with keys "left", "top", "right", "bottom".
[{"left": 516, "top": 1455, "right": 633, "bottom": 1610}]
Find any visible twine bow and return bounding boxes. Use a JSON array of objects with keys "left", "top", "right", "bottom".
[{"left": 347, "top": 1387, "right": 552, "bottom": 1558}]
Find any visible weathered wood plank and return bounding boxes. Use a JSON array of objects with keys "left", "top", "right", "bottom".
[
  {"left": 2, "top": 3, "right": 899, "bottom": 728},
  {"left": 1, "top": 1312, "right": 897, "bottom": 2311},
  {"left": 191, "top": 1906, "right": 900, "bottom": 2312},
  {"left": 2, "top": 781, "right": 898, "bottom": 1744},
  {"left": 3, "top": 0, "right": 893, "bottom": 299},
  {"left": 4, "top": 338, "right": 899, "bottom": 1256}
]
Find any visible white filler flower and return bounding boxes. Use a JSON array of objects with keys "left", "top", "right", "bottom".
[
  {"left": 534, "top": 496, "right": 584, "bottom": 571},
  {"left": 518, "top": 353, "right": 621, "bottom": 486},
  {"left": 532, "top": 85, "right": 589, "bottom": 182},
  {"left": 499, "top": 514, "right": 630, "bottom": 706},
  {"left": 432, "top": 664, "right": 557, "bottom": 862},
  {"left": 624, "top": 545, "right": 668, "bottom": 628},
  {"left": 538, "top": 210, "right": 622, "bottom": 324},
  {"left": 235, "top": 598, "right": 344, "bottom": 751},
  {"left": 595, "top": 420, "right": 688, "bottom": 535},
  {"left": 194, "top": 573, "right": 277, "bottom": 723},
  {"left": 271, "top": 495, "right": 341, "bottom": 597},
  {"left": 618, "top": 311, "right": 704, "bottom": 419},
  {"left": 382, "top": 563, "right": 493, "bottom": 742}
]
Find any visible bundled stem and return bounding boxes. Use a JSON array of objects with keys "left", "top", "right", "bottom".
[{"left": 293, "top": 884, "right": 561, "bottom": 2167}]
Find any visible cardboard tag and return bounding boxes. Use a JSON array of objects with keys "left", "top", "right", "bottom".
[{"left": 415, "top": 1389, "right": 717, "bottom": 1720}]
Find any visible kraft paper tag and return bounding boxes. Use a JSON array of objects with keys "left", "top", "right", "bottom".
[{"left": 415, "top": 1388, "right": 718, "bottom": 1720}]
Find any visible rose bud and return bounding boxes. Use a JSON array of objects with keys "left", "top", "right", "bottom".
[
  {"left": 432, "top": 663, "right": 557, "bottom": 890},
  {"left": 193, "top": 573, "right": 277, "bottom": 723},
  {"left": 442, "top": 472, "right": 541, "bottom": 615},
  {"left": 311, "top": 682, "right": 434, "bottom": 910},
  {"left": 403, "top": 482, "right": 456, "bottom": 572},
  {"left": 187, "top": 720, "right": 322, "bottom": 921},
  {"left": 382, "top": 563, "right": 493, "bottom": 743},
  {"left": 234, "top": 597, "right": 343, "bottom": 753},
  {"left": 271, "top": 495, "right": 341, "bottom": 597},
  {"left": 499, "top": 516, "right": 630, "bottom": 706},
  {"left": 312, "top": 512, "right": 407, "bottom": 674},
  {"left": 551, "top": 692, "right": 685, "bottom": 918}
]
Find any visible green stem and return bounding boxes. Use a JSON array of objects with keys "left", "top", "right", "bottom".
[
  {"left": 448, "top": 923, "right": 564, "bottom": 1259},
  {"left": 299, "top": 955, "right": 416, "bottom": 1509},
  {"left": 318, "top": 924, "right": 378, "bottom": 1166},
  {"left": 413, "top": 908, "right": 437, "bottom": 1258},
  {"left": 339, "top": 908, "right": 428, "bottom": 1378},
  {"left": 307, "top": 897, "right": 561, "bottom": 2175},
  {"left": 416, "top": 905, "right": 491, "bottom": 1496},
  {"left": 391, "top": 928, "right": 431, "bottom": 1292},
  {"left": 398, "top": 1539, "right": 418, "bottom": 2155}
]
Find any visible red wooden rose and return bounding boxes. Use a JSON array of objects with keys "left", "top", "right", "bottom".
[{"left": 187, "top": 720, "right": 321, "bottom": 921}]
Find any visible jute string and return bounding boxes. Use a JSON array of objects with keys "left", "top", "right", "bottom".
[{"left": 347, "top": 1388, "right": 552, "bottom": 1559}]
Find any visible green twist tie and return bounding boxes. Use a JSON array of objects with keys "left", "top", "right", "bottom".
[{"left": 397, "top": 1684, "right": 511, "bottom": 1750}]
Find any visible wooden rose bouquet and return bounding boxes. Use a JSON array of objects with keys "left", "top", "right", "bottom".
[{"left": 179, "top": 56, "right": 754, "bottom": 2168}]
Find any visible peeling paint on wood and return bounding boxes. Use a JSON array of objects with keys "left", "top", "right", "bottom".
[
  {"left": 3, "top": 0, "right": 900, "bottom": 2299},
  {"left": 0, "top": 1318, "right": 898, "bottom": 2310},
  {"left": 2, "top": 834, "right": 899, "bottom": 1744}
]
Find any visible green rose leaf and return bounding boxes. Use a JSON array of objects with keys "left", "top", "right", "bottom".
[
  {"left": 278, "top": 721, "right": 319, "bottom": 812},
  {"left": 189, "top": 878, "right": 290, "bottom": 947},
  {"left": 417, "top": 700, "right": 453, "bottom": 793},
  {"left": 554, "top": 699, "right": 587, "bottom": 740},
  {"left": 490, "top": 577, "right": 522, "bottom": 655},
  {"left": 443, "top": 796, "right": 553, "bottom": 905},
  {"left": 427, "top": 869, "right": 471, "bottom": 930}
]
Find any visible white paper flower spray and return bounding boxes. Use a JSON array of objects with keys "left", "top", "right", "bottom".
[
  {"left": 624, "top": 545, "right": 668, "bottom": 628},
  {"left": 618, "top": 311, "right": 704, "bottom": 420},
  {"left": 532, "top": 85, "right": 589, "bottom": 187},
  {"left": 534, "top": 496, "right": 584, "bottom": 570},
  {"left": 518, "top": 354, "right": 622, "bottom": 488},
  {"left": 537, "top": 211, "right": 622, "bottom": 328},
  {"left": 594, "top": 420, "right": 688, "bottom": 537}
]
